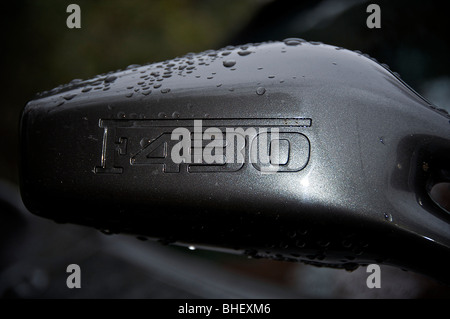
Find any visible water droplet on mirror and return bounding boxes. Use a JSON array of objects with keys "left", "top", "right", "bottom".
[
  {"left": 104, "top": 75, "right": 117, "bottom": 83},
  {"left": 295, "top": 240, "right": 305, "bottom": 248},
  {"left": 63, "top": 94, "right": 77, "bottom": 100},
  {"left": 126, "top": 64, "right": 141, "bottom": 70},
  {"left": 283, "top": 38, "right": 305, "bottom": 46},
  {"left": 223, "top": 60, "right": 236, "bottom": 68},
  {"left": 287, "top": 231, "right": 296, "bottom": 238},
  {"left": 342, "top": 240, "right": 352, "bottom": 248},
  {"left": 344, "top": 263, "right": 359, "bottom": 271},
  {"left": 238, "top": 50, "right": 251, "bottom": 56},
  {"left": 70, "top": 79, "right": 83, "bottom": 84},
  {"left": 256, "top": 87, "right": 266, "bottom": 95},
  {"left": 318, "top": 240, "right": 330, "bottom": 248}
]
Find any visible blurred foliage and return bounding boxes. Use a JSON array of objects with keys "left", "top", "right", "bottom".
[{"left": 1, "top": 0, "right": 264, "bottom": 184}]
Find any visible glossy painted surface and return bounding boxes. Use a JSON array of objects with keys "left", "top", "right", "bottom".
[{"left": 20, "top": 40, "right": 450, "bottom": 282}]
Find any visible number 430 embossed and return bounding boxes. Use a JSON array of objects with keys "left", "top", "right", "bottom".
[{"left": 94, "top": 118, "right": 311, "bottom": 174}]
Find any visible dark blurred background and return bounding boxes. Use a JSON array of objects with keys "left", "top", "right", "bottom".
[{"left": 1, "top": 0, "right": 450, "bottom": 298}]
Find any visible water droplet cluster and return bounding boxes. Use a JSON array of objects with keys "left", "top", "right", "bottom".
[{"left": 38, "top": 38, "right": 448, "bottom": 118}]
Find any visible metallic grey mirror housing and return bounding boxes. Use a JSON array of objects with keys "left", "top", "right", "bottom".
[{"left": 20, "top": 39, "right": 450, "bottom": 283}]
